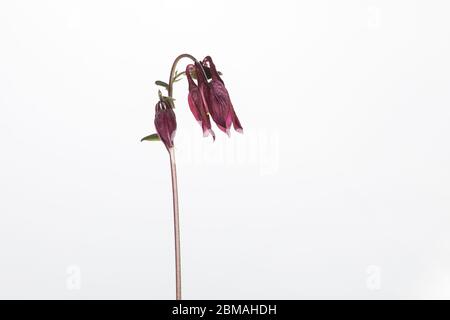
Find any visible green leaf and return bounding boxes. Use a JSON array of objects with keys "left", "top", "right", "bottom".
[
  {"left": 141, "top": 133, "right": 160, "bottom": 142},
  {"left": 155, "top": 80, "right": 169, "bottom": 89},
  {"left": 174, "top": 71, "right": 185, "bottom": 82}
]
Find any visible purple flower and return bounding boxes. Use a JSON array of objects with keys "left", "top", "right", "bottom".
[
  {"left": 186, "top": 64, "right": 215, "bottom": 140},
  {"left": 154, "top": 99, "right": 177, "bottom": 150},
  {"left": 194, "top": 61, "right": 211, "bottom": 114},
  {"left": 202, "top": 56, "right": 243, "bottom": 135}
]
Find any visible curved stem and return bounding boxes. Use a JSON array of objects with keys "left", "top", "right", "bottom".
[
  {"left": 168, "top": 53, "right": 209, "bottom": 98},
  {"left": 168, "top": 53, "right": 197, "bottom": 98},
  {"left": 169, "top": 147, "right": 181, "bottom": 300}
]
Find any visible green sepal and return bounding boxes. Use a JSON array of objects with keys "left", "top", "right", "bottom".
[
  {"left": 155, "top": 80, "right": 169, "bottom": 89},
  {"left": 141, "top": 133, "right": 160, "bottom": 142}
]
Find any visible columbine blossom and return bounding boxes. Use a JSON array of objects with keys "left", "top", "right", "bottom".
[
  {"left": 154, "top": 99, "right": 177, "bottom": 151},
  {"left": 203, "top": 56, "right": 243, "bottom": 135},
  {"left": 186, "top": 64, "right": 215, "bottom": 139}
]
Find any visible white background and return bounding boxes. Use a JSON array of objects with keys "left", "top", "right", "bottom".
[{"left": 0, "top": 0, "right": 449, "bottom": 299}]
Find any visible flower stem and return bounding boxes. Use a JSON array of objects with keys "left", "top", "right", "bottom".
[
  {"left": 168, "top": 53, "right": 197, "bottom": 98},
  {"left": 169, "top": 147, "right": 181, "bottom": 300},
  {"left": 168, "top": 53, "right": 209, "bottom": 98}
]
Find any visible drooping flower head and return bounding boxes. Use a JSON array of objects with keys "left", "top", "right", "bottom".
[
  {"left": 194, "top": 61, "right": 211, "bottom": 112},
  {"left": 154, "top": 98, "right": 177, "bottom": 151},
  {"left": 202, "top": 56, "right": 243, "bottom": 135},
  {"left": 186, "top": 64, "right": 215, "bottom": 140},
  {"left": 144, "top": 54, "right": 242, "bottom": 152}
]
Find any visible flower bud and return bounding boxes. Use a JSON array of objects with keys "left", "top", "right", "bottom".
[
  {"left": 154, "top": 99, "right": 177, "bottom": 151},
  {"left": 186, "top": 64, "right": 215, "bottom": 139},
  {"left": 203, "top": 56, "right": 243, "bottom": 135}
]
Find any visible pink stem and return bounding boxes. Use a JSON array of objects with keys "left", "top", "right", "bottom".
[{"left": 169, "top": 147, "right": 181, "bottom": 300}]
